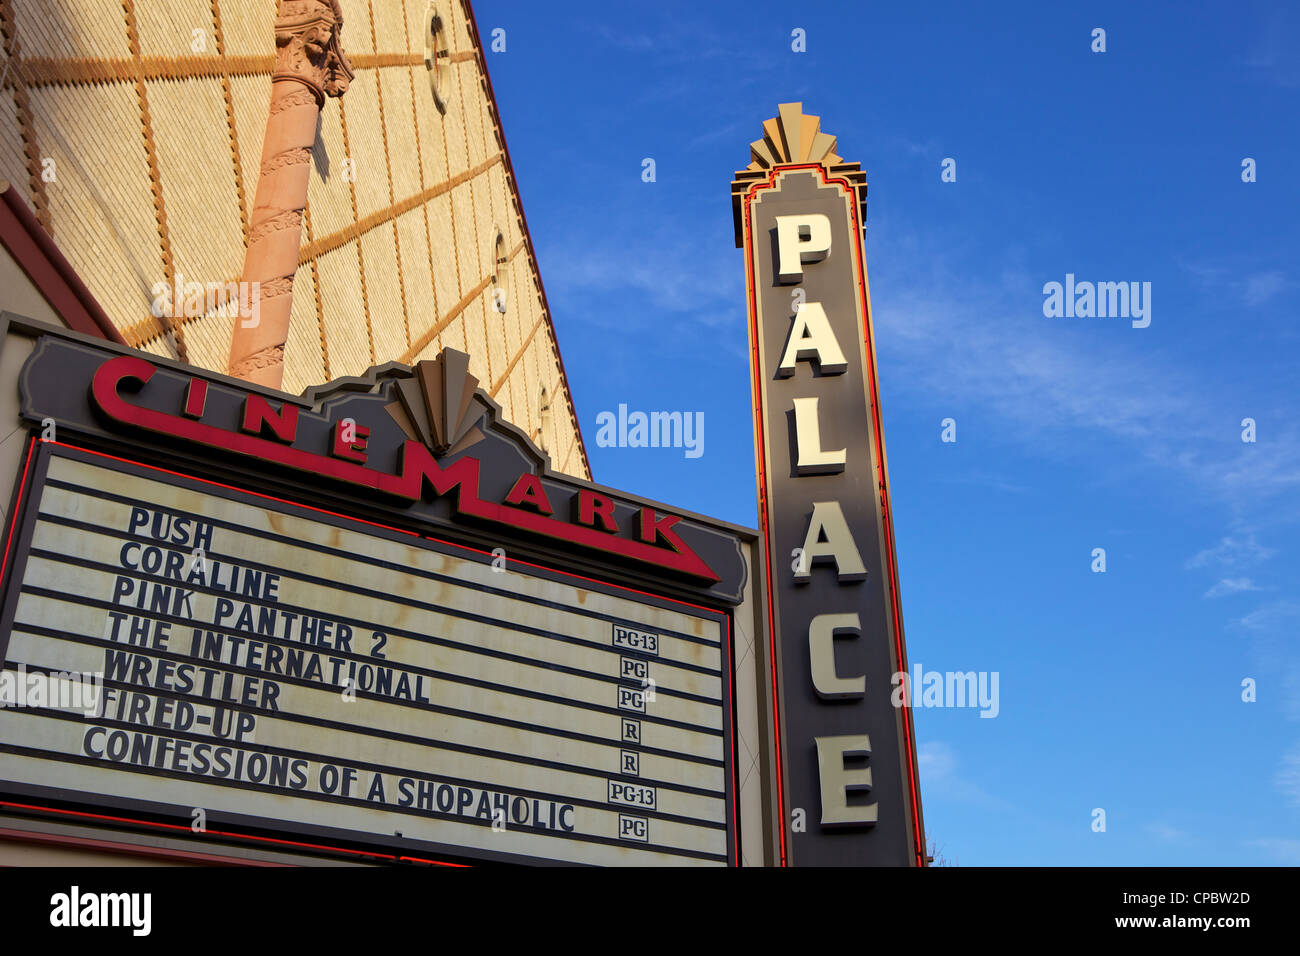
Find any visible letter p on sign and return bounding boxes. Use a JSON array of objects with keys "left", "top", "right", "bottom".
[{"left": 775, "top": 214, "right": 832, "bottom": 284}]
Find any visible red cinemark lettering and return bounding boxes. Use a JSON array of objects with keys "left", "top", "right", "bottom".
[
  {"left": 504, "top": 474, "right": 554, "bottom": 515},
  {"left": 241, "top": 394, "right": 298, "bottom": 444},
  {"left": 576, "top": 490, "right": 619, "bottom": 534},
  {"left": 88, "top": 356, "right": 719, "bottom": 582}
]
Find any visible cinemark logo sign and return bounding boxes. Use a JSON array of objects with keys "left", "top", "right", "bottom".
[
  {"left": 737, "top": 145, "right": 925, "bottom": 866},
  {"left": 87, "top": 354, "right": 718, "bottom": 583}
]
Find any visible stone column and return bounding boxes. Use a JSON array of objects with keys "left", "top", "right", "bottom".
[{"left": 227, "top": 0, "right": 352, "bottom": 389}]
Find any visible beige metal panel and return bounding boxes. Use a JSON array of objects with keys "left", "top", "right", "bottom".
[
  {"left": 371, "top": 0, "right": 409, "bottom": 53},
  {"left": 14, "top": 0, "right": 132, "bottom": 60},
  {"left": 341, "top": 72, "right": 387, "bottom": 223},
  {"left": 449, "top": 181, "right": 478, "bottom": 302},
  {"left": 432, "top": 310, "right": 464, "bottom": 359},
  {"left": 0, "top": 96, "right": 29, "bottom": 205},
  {"left": 149, "top": 75, "right": 244, "bottom": 304},
  {"left": 218, "top": 0, "right": 278, "bottom": 57},
  {"left": 316, "top": 242, "right": 370, "bottom": 378},
  {"left": 461, "top": 291, "right": 488, "bottom": 385},
  {"left": 0, "top": 331, "right": 34, "bottom": 531},
  {"left": 395, "top": 207, "right": 436, "bottom": 349},
  {"left": 283, "top": 259, "right": 326, "bottom": 391},
  {"left": 134, "top": 0, "right": 214, "bottom": 57},
  {"left": 361, "top": 217, "right": 408, "bottom": 361},
  {"left": 522, "top": 319, "right": 541, "bottom": 432},
  {"left": 380, "top": 67, "right": 421, "bottom": 200},
  {"left": 459, "top": 61, "right": 486, "bottom": 169},
  {"left": 29, "top": 81, "right": 162, "bottom": 341},
  {"left": 179, "top": 299, "right": 236, "bottom": 384},
  {"left": 483, "top": 279, "right": 506, "bottom": 384},
  {"left": 0, "top": 259, "right": 61, "bottom": 329},
  {"left": 448, "top": 0, "right": 473, "bottom": 52},
  {"left": 303, "top": 89, "right": 354, "bottom": 244},
  {"left": 0, "top": 0, "right": 592, "bottom": 480},
  {"left": 425, "top": 190, "right": 458, "bottom": 308},
  {"left": 733, "top": 539, "right": 771, "bottom": 865},
  {"left": 439, "top": 41, "right": 469, "bottom": 179},
  {"left": 228, "top": 72, "right": 271, "bottom": 231},
  {"left": 410, "top": 60, "right": 449, "bottom": 188},
  {"left": 337, "top": 0, "right": 375, "bottom": 55},
  {"left": 138, "top": 336, "right": 173, "bottom": 358}
]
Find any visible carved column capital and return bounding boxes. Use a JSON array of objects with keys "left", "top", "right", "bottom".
[{"left": 272, "top": 0, "right": 354, "bottom": 104}]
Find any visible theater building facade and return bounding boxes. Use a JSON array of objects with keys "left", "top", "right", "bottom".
[{"left": 0, "top": 0, "right": 922, "bottom": 866}]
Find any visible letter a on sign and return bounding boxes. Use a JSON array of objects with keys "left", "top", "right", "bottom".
[
  {"left": 732, "top": 103, "right": 925, "bottom": 866},
  {"left": 777, "top": 303, "right": 848, "bottom": 377}
]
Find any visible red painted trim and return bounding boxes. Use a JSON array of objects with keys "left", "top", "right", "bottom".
[
  {"left": 741, "top": 163, "right": 925, "bottom": 867},
  {"left": 724, "top": 613, "right": 739, "bottom": 866},
  {"left": 0, "top": 824, "right": 289, "bottom": 866},
  {"left": 0, "top": 183, "right": 125, "bottom": 344},
  {"left": 841, "top": 178, "right": 926, "bottom": 869},
  {"left": 0, "top": 800, "right": 466, "bottom": 866},
  {"left": 0, "top": 435, "right": 36, "bottom": 593},
  {"left": 741, "top": 178, "right": 787, "bottom": 866}
]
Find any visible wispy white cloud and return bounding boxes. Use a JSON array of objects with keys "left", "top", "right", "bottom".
[
  {"left": 1204, "top": 577, "right": 1266, "bottom": 598},
  {"left": 1276, "top": 744, "right": 1300, "bottom": 806},
  {"left": 1231, "top": 604, "right": 1300, "bottom": 721},
  {"left": 1246, "top": 838, "right": 1300, "bottom": 862},
  {"left": 1242, "top": 9, "right": 1300, "bottom": 88},
  {"left": 1235, "top": 600, "right": 1300, "bottom": 634},
  {"left": 539, "top": 220, "right": 750, "bottom": 363},
  {"left": 1188, "top": 536, "right": 1278, "bottom": 571},
  {"left": 864, "top": 225, "right": 1300, "bottom": 536},
  {"left": 917, "top": 740, "right": 1010, "bottom": 809},
  {"left": 1244, "top": 270, "right": 1287, "bottom": 306},
  {"left": 1180, "top": 258, "right": 1294, "bottom": 308},
  {"left": 1146, "top": 822, "right": 1189, "bottom": 842}
]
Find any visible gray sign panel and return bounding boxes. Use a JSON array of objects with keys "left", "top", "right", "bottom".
[{"left": 741, "top": 166, "right": 924, "bottom": 865}]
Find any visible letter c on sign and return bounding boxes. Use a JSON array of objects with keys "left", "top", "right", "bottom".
[{"left": 808, "top": 613, "right": 865, "bottom": 699}]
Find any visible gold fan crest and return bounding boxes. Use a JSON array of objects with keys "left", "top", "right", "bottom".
[
  {"left": 747, "top": 102, "right": 842, "bottom": 170},
  {"left": 385, "top": 348, "right": 485, "bottom": 456}
]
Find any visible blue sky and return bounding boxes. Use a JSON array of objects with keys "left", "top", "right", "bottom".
[{"left": 475, "top": 1, "right": 1300, "bottom": 865}]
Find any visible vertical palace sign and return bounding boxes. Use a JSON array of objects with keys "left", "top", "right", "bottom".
[{"left": 732, "top": 104, "right": 925, "bottom": 865}]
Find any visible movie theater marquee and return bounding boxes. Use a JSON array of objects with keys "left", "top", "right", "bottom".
[{"left": 0, "top": 318, "right": 751, "bottom": 866}]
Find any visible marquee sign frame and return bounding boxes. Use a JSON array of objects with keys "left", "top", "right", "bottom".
[{"left": 0, "top": 315, "right": 754, "bottom": 866}]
